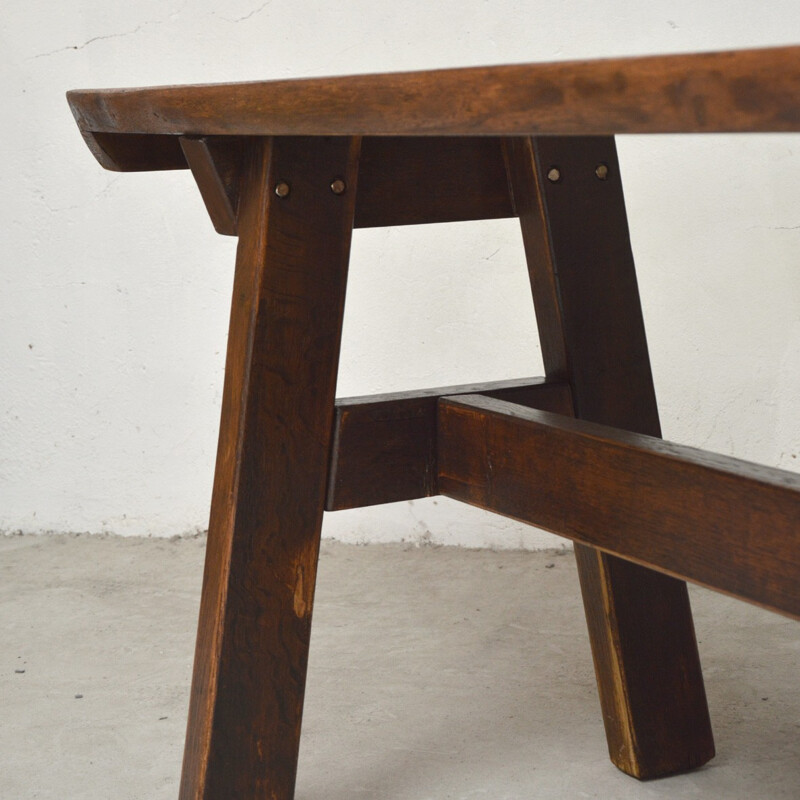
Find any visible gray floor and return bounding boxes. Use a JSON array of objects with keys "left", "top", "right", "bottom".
[{"left": 2, "top": 535, "right": 800, "bottom": 799}]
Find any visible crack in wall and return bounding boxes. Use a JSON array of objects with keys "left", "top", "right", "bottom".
[
  {"left": 29, "top": 3, "right": 189, "bottom": 60},
  {"left": 216, "top": 1, "right": 272, "bottom": 24}
]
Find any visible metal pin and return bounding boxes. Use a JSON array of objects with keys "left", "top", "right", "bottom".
[
  {"left": 330, "top": 179, "right": 346, "bottom": 195},
  {"left": 595, "top": 164, "right": 609, "bottom": 180},
  {"left": 547, "top": 167, "right": 561, "bottom": 183},
  {"left": 274, "top": 182, "right": 290, "bottom": 198}
]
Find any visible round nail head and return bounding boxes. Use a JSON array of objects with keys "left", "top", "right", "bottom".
[
  {"left": 595, "top": 164, "right": 609, "bottom": 180},
  {"left": 547, "top": 167, "right": 561, "bottom": 183},
  {"left": 275, "top": 182, "right": 290, "bottom": 198},
  {"left": 331, "top": 179, "right": 346, "bottom": 195}
]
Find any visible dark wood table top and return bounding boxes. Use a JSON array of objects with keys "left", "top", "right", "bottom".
[{"left": 68, "top": 45, "right": 800, "bottom": 171}]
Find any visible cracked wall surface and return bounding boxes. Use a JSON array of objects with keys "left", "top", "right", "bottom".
[{"left": 2, "top": 0, "right": 800, "bottom": 546}]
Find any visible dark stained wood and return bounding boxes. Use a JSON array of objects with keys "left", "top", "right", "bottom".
[
  {"left": 510, "top": 136, "right": 663, "bottom": 429},
  {"left": 69, "top": 46, "right": 800, "bottom": 793},
  {"left": 438, "top": 395, "right": 800, "bottom": 619},
  {"left": 500, "top": 139, "right": 567, "bottom": 380},
  {"left": 182, "top": 135, "right": 515, "bottom": 231},
  {"left": 68, "top": 46, "right": 800, "bottom": 158},
  {"left": 504, "top": 135, "right": 714, "bottom": 778},
  {"left": 355, "top": 137, "right": 513, "bottom": 227},
  {"left": 327, "top": 377, "right": 572, "bottom": 510},
  {"left": 180, "top": 137, "right": 247, "bottom": 235},
  {"left": 74, "top": 133, "right": 516, "bottom": 229},
  {"left": 80, "top": 131, "right": 187, "bottom": 171},
  {"left": 179, "top": 135, "right": 360, "bottom": 799}
]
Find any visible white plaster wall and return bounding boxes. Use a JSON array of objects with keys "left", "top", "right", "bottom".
[{"left": 2, "top": 1, "right": 800, "bottom": 547}]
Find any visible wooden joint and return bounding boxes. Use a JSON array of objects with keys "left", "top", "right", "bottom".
[
  {"left": 180, "top": 136, "right": 247, "bottom": 236},
  {"left": 325, "top": 377, "right": 572, "bottom": 510},
  {"left": 81, "top": 133, "right": 517, "bottom": 230},
  {"left": 437, "top": 394, "right": 800, "bottom": 619}
]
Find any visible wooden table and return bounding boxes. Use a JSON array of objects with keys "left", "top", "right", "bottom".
[{"left": 68, "top": 46, "right": 800, "bottom": 799}]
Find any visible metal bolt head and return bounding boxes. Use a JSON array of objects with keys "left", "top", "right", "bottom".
[
  {"left": 547, "top": 167, "right": 561, "bottom": 183},
  {"left": 274, "top": 181, "right": 290, "bottom": 198},
  {"left": 595, "top": 163, "right": 609, "bottom": 180},
  {"left": 330, "top": 179, "right": 346, "bottom": 195}
]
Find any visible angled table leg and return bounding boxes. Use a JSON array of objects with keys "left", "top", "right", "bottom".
[
  {"left": 179, "top": 135, "right": 361, "bottom": 800},
  {"left": 504, "top": 136, "right": 715, "bottom": 778}
]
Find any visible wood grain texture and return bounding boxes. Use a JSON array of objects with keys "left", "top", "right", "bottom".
[
  {"left": 81, "top": 131, "right": 187, "bottom": 171},
  {"left": 68, "top": 46, "right": 800, "bottom": 151},
  {"left": 354, "top": 137, "right": 513, "bottom": 227},
  {"left": 327, "top": 377, "right": 572, "bottom": 510},
  {"left": 505, "top": 135, "right": 713, "bottom": 778},
  {"left": 75, "top": 134, "right": 516, "bottom": 229},
  {"left": 438, "top": 395, "right": 800, "bottom": 618},
  {"left": 180, "top": 137, "right": 246, "bottom": 235},
  {"left": 179, "top": 135, "right": 360, "bottom": 800}
]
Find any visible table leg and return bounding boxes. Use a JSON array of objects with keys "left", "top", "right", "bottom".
[
  {"left": 504, "top": 135, "right": 715, "bottom": 778},
  {"left": 179, "top": 135, "right": 361, "bottom": 800}
]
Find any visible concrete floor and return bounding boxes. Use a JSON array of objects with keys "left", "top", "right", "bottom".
[{"left": 2, "top": 535, "right": 800, "bottom": 799}]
